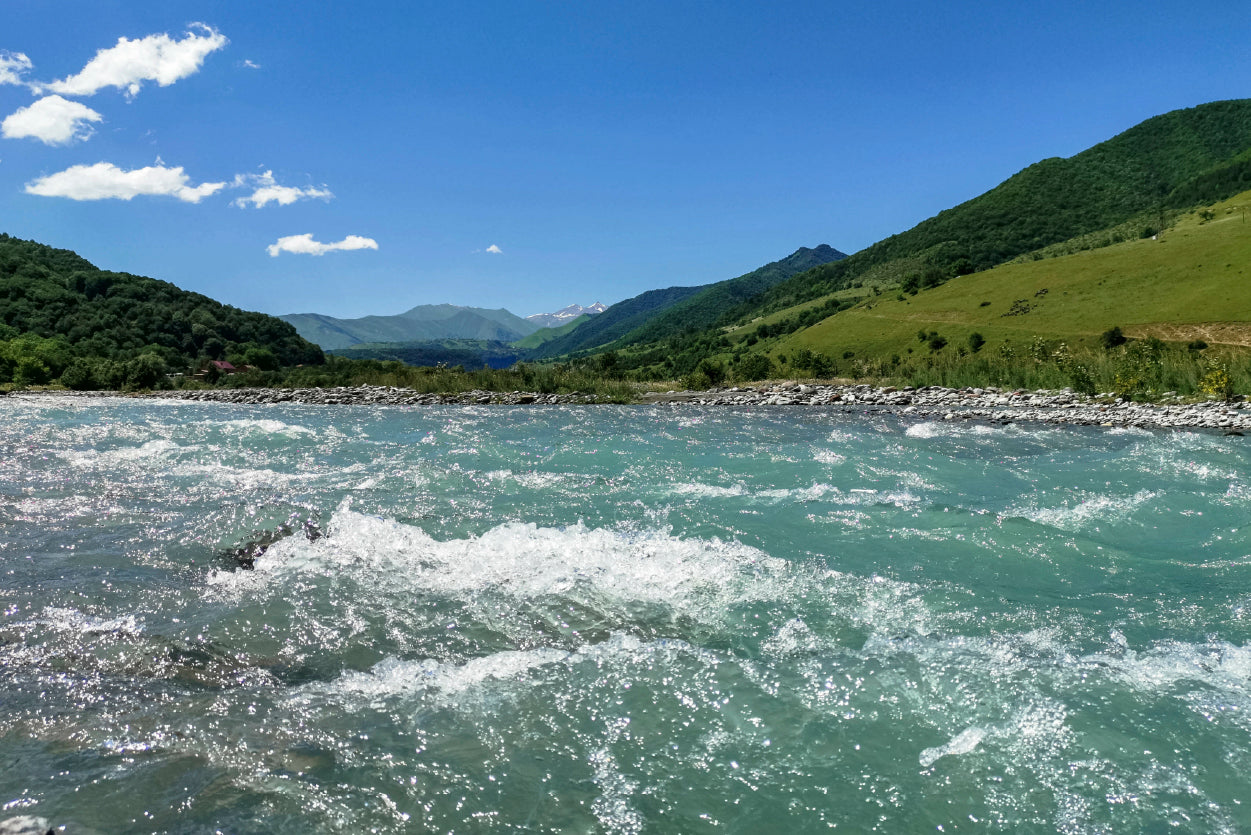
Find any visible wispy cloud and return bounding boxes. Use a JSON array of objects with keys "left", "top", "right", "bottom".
[
  {"left": 485, "top": 244, "right": 503, "bottom": 254},
  {"left": 38, "top": 24, "right": 228, "bottom": 98},
  {"left": 239, "top": 59, "right": 261, "bottom": 70},
  {"left": 231, "top": 170, "right": 333, "bottom": 208},
  {"left": 267, "top": 233, "right": 378, "bottom": 257},
  {"left": 2, "top": 95, "right": 103, "bottom": 145},
  {"left": 0, "top": 51, "right": 32, "bottom": 86},
  {"left": 25, "top": 161, "right": 226, "bottom": 202}
]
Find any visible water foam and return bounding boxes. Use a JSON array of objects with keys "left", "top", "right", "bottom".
[
  {"left": 214, "top": 418, "right": 318, "bottom": 438},
  {"left": 59, "top": 438, "right": 180, "bottom": 467},
  {"left": 1008, "top": 489, "right": 1156, "bottom": 531},
  {"left": 919, "top": 726, "right": 987, "bottom": 767}
]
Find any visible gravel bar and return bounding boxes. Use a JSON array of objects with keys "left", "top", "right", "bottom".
[{"left": 9, "top": 383, "right": 1251, "bottom": 432}]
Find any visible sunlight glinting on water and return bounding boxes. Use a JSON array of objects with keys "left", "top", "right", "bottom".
[{"left": 2, "top": 397, "right": 1250, "bottom": 832}]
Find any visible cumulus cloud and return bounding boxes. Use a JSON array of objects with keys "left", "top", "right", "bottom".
[
  {"left": 2, "top": 95, "right": 103, "bottom": 145},
  {"left": 0, "top": 51, "right": 33, "bottom": 86},
  {"left": 485, "top": 244, "right": 503, "bottom": 254},
  {"left": 25, "top": 161, "right": 226, "bottom": 202},
  {"left": 231, "top": 170, "right": 333, "bottom": 208},
  {"left": 39, "top": 24, "right": 228, "bottom": 98},
  {"left": 267, "top": 234, "right": 379, "bottom": 257}
]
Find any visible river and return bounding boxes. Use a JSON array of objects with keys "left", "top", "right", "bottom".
[{"left": 2, "top": 396, "right": 1249, "bottom": 832}]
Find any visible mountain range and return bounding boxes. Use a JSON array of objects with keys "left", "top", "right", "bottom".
[
  {"left": 5, "top": 98, "right": 1251, "bottom": 391},
  {"left": 280, "top": 245, "right": 844, "bottom": 363},
  {"left": 279, "top": 304, "right": 543, "bottom": 351}
]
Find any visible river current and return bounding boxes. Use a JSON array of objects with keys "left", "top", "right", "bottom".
[{"left": 2, "top": 396, "right": 1250, "bottom": 833}]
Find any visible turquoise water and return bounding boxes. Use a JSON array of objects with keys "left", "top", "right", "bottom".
[{"left": 3, "top": 397, "right": 1251, "bottom": 833}]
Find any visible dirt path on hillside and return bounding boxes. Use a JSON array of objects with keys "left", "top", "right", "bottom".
[{"left": 1129, "top": 322, "right": 1251, "bottom": 347}]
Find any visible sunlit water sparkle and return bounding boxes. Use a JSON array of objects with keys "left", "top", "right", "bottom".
[{"left": 2, "top": 397, "right": 1251, "bottom": 833}]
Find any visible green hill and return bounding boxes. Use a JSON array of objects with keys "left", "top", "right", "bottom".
[
  {"left": 725, "top": 190, "right": 1251, "bottom": 394},
  {"left": 609, "top": 245, "right": 846, "bottom": 349},
  {"left": 729, "top": 99, "right": 1251, "bottom": 324},
  {"left": 528, "top": 244, "right": 844, "bottom": 359},
  {"left": 525, "top": 285, "right": 707, "bottom": 358},
  {"left": 780, "top": 193, "right": 1251, "bottom": 356},
  {"left": 0, "top": 234, "right": 323, "bottom": 388},
  {"left": 281, "top": 303, "right": 540, "bottom": 350}
]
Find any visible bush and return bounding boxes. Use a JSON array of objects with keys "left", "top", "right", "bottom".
[
  {"left": 734, "top": 353, "right": 773, "bottom": 382},
  {"left": 967, "top": 332, "right": 986, "bottom": 353},
  {"left": 1100, "top": 326, "right": 1127, "bottom": 350},
  {"left": 927, "top": 334, "right": 948, "bottom": 352}
]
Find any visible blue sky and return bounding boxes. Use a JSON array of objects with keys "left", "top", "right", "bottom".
[{"left": 1, "top": 1, "right": 1248, "bottom": 319}]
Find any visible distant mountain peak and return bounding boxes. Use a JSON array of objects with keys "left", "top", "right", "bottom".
[{"left": 526, "top": 302, "right": 606, "bottom": 329}]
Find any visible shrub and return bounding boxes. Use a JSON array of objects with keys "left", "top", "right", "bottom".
[
  {"left": 1100, "top": 326, "right": 1127, "bottom": 350},
  {"left": 734, "top": 353, "right": 772, "bottom": 382},
  {"left": 967, "top": 332, "right": 986, "bottom": 353}
]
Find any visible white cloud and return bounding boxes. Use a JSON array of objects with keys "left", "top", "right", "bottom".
[
  {"left": 39, "top": 24, "right": 228, "bottom": 98},
  {"left": 485, "top": 244, "right": 503, "bottom": 254},
  {"left": 25, "top": 161, "right": 226, "bottom": 202},
  {"left": 267, "top": 234, "right": 379, "bottom": 257},
  {"left": 2, "top": 95, "right": 103, "bottom": 145},
  {"left": 231, "top": 170, "right": 333, "bottom": 208},
  {"left": 240, "top": 59, "right": 261, "bottom": 70},
  {"left": 0, "top": 51, "right": 33, "bottom": 86}
]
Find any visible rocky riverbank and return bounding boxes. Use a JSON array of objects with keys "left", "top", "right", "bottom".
[
  {"left": 10, "top": 383, "right": 1251, "bottom": 432},
  {"left": 641, "top": 382, "right": 1251, "bottom": 432}
]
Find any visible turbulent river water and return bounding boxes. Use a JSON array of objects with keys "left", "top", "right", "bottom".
[{"left": 3, "top": 396, "right": 1251, "bottom": 833}]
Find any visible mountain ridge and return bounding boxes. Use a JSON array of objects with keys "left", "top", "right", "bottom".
[
  {"left": 281, "top": 303, "right": 541, "bottom": 350},
  {"left": 526, "top": 303, "right": 606, "bottom": 329},
  {"left": 527, "top": 245, "right": 847, "bottom": 360}
]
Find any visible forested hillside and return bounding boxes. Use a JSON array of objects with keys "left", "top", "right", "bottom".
[
  {"left": 526, "top": 285, "right": 706, "bottom": 358},
  {"left": 0, "top": 234, "right": 323, "bottom": 388},
  {"left": 528, "top": 245, "right": 844, "bottom": 359},
  {"left": 607, "top": 245, "right": 846, "bottom": 349},
  {"left": 731, "top": 99, "right": 1251, "bottom": 322}
]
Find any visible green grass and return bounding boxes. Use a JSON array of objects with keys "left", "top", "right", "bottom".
[{"left": 780, "top": 192, "right": 1251, "bottom": 362}]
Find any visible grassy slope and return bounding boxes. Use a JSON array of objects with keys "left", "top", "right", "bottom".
[
  {"left": 725, "top": 99, "right": 1251, "bottom": 325},
  {"left": 777, "top": 191, "right": 1251, "bottom": 359}
]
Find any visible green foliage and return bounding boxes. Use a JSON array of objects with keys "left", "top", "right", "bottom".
[
  {"left": 0, "top": 333, "right": 73, "bottom": 386},
  {"left": 233, "top": 355, "right": 641, "bottom": 401},
  {"left": 1199, "top": 361, "right": 1235, "bottom": 400},
  {"left": 0, "top": 234, "right": 324, "bottom": 387},
  {"left": 332, "top": 339, "right": 521, "bottom": 369},
  {"left": 789, "top": 347, "right": 833, "bottom": 378},
  {"left": 733, "top": 352, "right": 773, "bottom": 381},
  {"left": 967, "top": 332, "right": 986, "bottom": 353}
]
